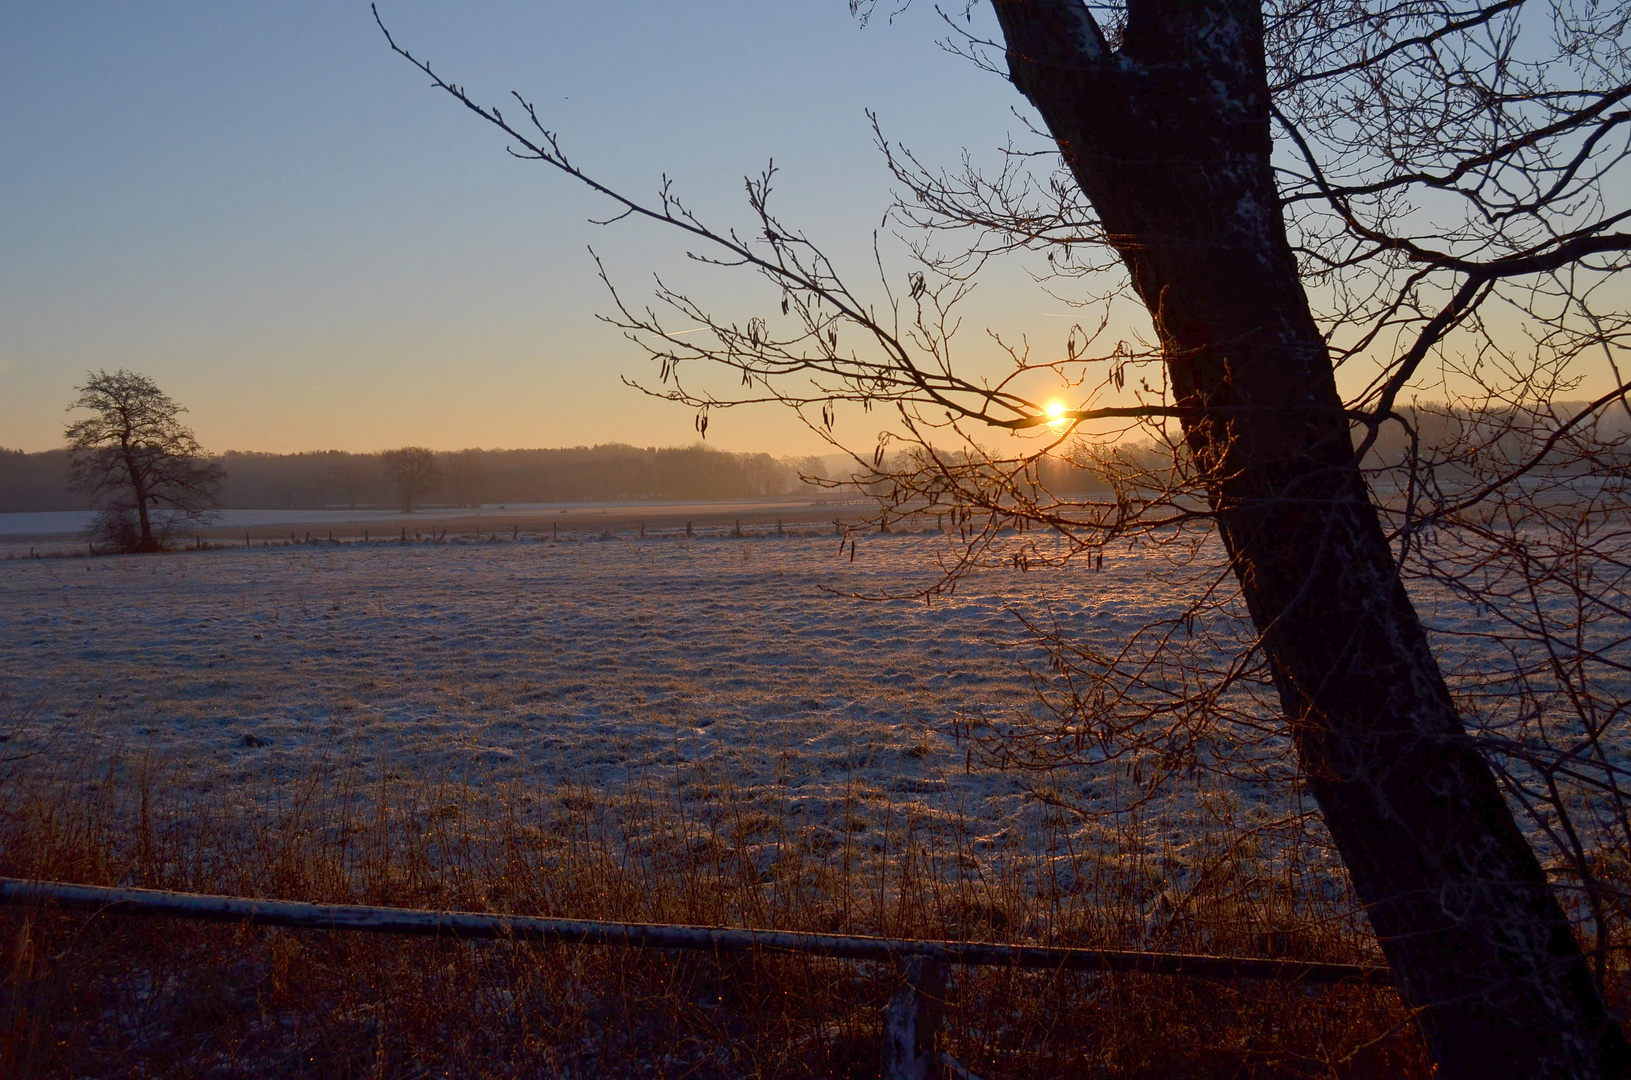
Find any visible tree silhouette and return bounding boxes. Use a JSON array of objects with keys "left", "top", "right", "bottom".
[
  {"left": 64, "top": 369, "right": 224, "bottom": 553},
  {"left": 381, "top": 2, "right": 1631, "bottom": 1073},
  {"left": 379, "top": 446, "right": 439, "bottom": 513},
  {"left": 441, "top": 448, "right": 487, "bottom": 508}
]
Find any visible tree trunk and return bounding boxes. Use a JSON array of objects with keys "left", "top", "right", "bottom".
[
  {"left": 123, "top": 440, "right": 155, "bottom": 552},
  {"left": 991, "top": 0, "right": 1628, "bottom": 1073}
]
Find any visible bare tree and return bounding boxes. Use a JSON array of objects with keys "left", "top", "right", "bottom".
[
  {"left": 64, "top": 369, "right": 224, "bottom": 553},
  {"left": 441, "top": 448, "right": 487, "bottom": 508},
  {"left": 325, "top": 451, "right": 369, "bottom": 510},
  {"left": 379, "top": 446, "right": 439, "bottom": 513},
  {"left": 380, "top": 1, "right": 1631, "bottom": 1073}
]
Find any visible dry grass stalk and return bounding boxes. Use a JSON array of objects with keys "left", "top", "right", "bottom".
[{"left": 1, "top": 752, "right": 1433, "bottom": 1078}]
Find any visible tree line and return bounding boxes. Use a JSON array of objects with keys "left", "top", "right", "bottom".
[
  {"left": 9, "top": 405, "right": 1618, "bottom": 515},
  {"left": 0, "top": 442, "right": 833, "bottom": 513}
]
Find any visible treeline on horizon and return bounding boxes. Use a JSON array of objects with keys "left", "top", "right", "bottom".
[
  {"left": 4, "top": 402, "right": 1623, "bottom": 514},
  {"left": 0, "top": 444, "right": 836, "bottom": 513}
]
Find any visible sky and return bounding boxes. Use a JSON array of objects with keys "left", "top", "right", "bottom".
[
  {"left": 5, "top": 4, "right": 1626, "bottom": 458},
  {"left": 2, "top": 1, "right": 1069, "bottom": 456}
]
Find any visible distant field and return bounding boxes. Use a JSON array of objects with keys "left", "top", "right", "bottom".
[
  {"left": 0, "top": 495, "right": 874, "bottom": 543},
  {"left": 1, "top": 529, "right": 1619, "bottom": 879},
  {"left": 0, "top": 534, "right": 1209, "bottom": 863}
]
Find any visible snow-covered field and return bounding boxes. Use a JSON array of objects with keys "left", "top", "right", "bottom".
[
  {"left": 2, "top": 530, "right": 1623, "bottom": 888},
  {"left": 0, "top": 536, "right": 1221, "bottom": 850},
  {"left": 0, "top": 498, "right": 857, "bottom": 539}
]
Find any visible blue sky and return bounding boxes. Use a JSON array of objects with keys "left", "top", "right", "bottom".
[
  {"left": 2, "top": 2, "right": 1052, "bottom": 454},
  {"left": 9, "top": 4, "right": 1622, "bottom": 458}
]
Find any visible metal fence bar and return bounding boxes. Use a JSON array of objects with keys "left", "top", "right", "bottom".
[{"left": 0, "top": 877, "right": 1391, "bottom": 985}]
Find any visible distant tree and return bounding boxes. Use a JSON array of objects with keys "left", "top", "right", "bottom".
[
  {"left": 441, "top": 448, "right": 487, "bottom": 508},
  {"left": 0, "top": 448, "right": 78, "bottom": 513},
  {"left": 326, "top": 452, "right": 370, "bottom": 509},
  {"left": 64, "top": 369, "right": 224, "bottom": 553},
  {"left": 379, "top": 446, "right": 439, "bottom": 513},
  {"left": 787, "top": 455, "right": 829, "bottom": 485}
]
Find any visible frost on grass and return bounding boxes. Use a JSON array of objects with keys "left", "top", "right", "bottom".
[{"left": 1, "top": 532, "right": 1621, "bottom": 928}]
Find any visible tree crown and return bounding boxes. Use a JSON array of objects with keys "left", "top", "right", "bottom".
[{"left": 65, "top": 369, "right": 203, "bottom": 458}]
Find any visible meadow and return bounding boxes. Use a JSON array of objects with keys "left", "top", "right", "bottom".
[{"left": 3, "top": 527, "right": 1609, "bottom": 1076}]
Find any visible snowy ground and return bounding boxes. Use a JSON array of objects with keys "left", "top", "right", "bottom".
[
  {"left": 0, "top": 535, "right": 1223, "bottom": 850},
  {"left": 2, "top": 531, "right": 1623, "bottom": 893},
  {"left": 0, "top": 498, "right": 860, "bottom": 540}
]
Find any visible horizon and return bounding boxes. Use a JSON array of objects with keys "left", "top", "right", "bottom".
[{"left": 2, "top": 441, "right": 847, "bottom": 461}]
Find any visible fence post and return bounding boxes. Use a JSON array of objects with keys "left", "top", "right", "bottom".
[{"left": 882, "top": 955, "right": 947, "bottom": 1080}]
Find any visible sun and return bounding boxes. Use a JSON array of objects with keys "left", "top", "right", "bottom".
[{"left": 1045, "top": 401, "right": 1068, "bottom": 426}]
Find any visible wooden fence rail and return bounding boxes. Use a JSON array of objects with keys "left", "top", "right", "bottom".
[
  {"left": 0, "top": 877, "right": 1388, "bottom": 983},
  {"left": 0, "top": 878, "right": 1393, "bottom": 1079}
]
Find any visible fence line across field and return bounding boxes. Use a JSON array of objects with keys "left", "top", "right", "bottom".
[
  {"left": 2, "top": 877, "right": 1393, "bottom": 1079},
  {"left": 0, "top": 877, "right": 1389, "bottom": 984}
]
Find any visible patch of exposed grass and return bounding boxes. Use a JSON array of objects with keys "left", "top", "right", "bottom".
[{"left": 1, "top": 752, "right": 1437, "bottom": 1078}]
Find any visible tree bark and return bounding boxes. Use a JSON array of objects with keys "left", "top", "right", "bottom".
[
  {"left": 991, "top": 0, "right": 1628, "bottom": 1074},
  {"left": 122, "top": 437, "right": 155, "bottom": 552}
]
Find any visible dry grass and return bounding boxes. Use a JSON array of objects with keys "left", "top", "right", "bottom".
[{"left": 0, "top": 751, "right": 1432, "bottom": 1078}]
